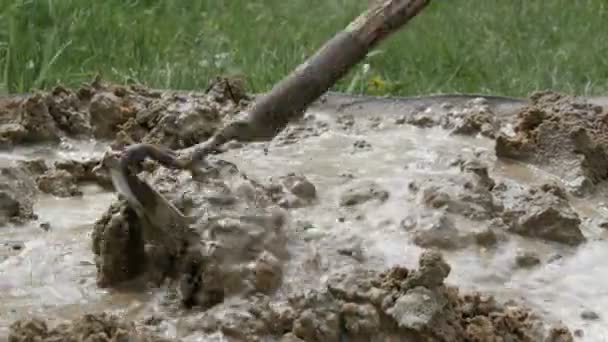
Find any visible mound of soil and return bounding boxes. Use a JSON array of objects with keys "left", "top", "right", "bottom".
[
  {"left": 91, "top": 157, "right": 294, "bottom": 306},
  {"left": 0, "top": 76, "right": 250, "bottom": 150},
  {"left": 495, "top": 91, "right": 608, "bottom": 196}
]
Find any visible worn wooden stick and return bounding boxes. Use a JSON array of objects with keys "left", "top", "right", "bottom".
[
  {"left": 106, "top": 0, "right": 431, "bottom": 249},
  {"left": 191, "top": 0, "right": 431, "bottom": 161}
]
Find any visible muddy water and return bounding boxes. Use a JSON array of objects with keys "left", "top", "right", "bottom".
[{"left": 2, "top": 95, "right": 608, "bottom": 341}]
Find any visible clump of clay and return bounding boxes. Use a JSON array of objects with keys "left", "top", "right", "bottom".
[
  {"left": 416, "top": 159, "right": 499, "bottom": 221},
  {"left": 515, "top": 251, "right": 541, "bottom": 268},
  {"left": 275, "top": 173, "right": 318, "bottom": 208},
  {"left": 0, "top": 94, "right": 61, "bottom": 147},
  {"left": 32, "top": 158, "right": 111, "bottom": 197},
  {"left": 0, "top": 164, "right": 38, "bottom": 225},
  {"left": 8, "top": 250, "right": 573, "bottom": 342},
  {"left": 404, "top": 98, "right": 500, "bottom": 138},
  {"left": 118, "top": 77, "right": 249, "bottom": 149},
  {"left": 205, "top": 75, "right": 251, "bottom": 104},
  {"left": 36, "top": 169, "right": 83, "bottom": 197},
  {"left": 339, "top": 180, "right": 389, "bottom": 206},
  {"left": 412, "top": 157, "right": 585, "bottom": 246},
  {"left": 57, "top": 158, "right": 113, "bottom": 188},
  {"left": 8, "top": 313, "right": 168, "bottom": 342},
  {"left": 298, "top": 249, "right": 572, "bottom": 342},
  {"left": 274, "top": 116, "right": 330, "bottom": 146},
  {"left": 495, "top": 181, "right": 585, "bottom": 245},
  {"left": 0, "top": 77, "right": 251, "bottom": 149},
  {"left": 441, "top": 98, "right": 501, "bottom": 138},
  {"left": 91, "top": 202, "right": 147, "bottom": 287},
  {"left": 45, "top": 85, "right": 93, "bottom": 137},
  {"left": 17, "top": 158, "right": 48, "bottom": 175},
  {"left": 495, "top": 91, "right": 608, "bottom": 195},
  {"left": 411, "top": 212, "right": 466, "bottom": 250},
  {"left": 91, "top": 158, "right": 289, "bottom": 308}
]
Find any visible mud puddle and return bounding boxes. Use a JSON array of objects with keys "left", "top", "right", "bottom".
[
  {"left": 2, "top": 83, "right": 608, "bottom": 341},
  {"left": 223, "top": 111, "right": 608, "bottom": 341}
]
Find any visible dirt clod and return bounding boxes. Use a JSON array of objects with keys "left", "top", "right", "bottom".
[
  {"left": 495, "top": 91, "right": 608, "bottom": 196},
  {"left": 8, "top": 313, "right": 168, "bottom": 342},
  {"left": 1, "top": 78, "right": 248, "bottom": 151},
  {"left": 515, "top": 251, "right": 541, "bottom": 269},
  {"left": 0, "top": 164, "right": 38, "bottom": 225},
  {"left": 339, "top": 180, "right": 389, "bottom": 206},
  {"left": 496, "top": 182, "right": 585, "bottom": 245},
  {"left": 404, "top": 98, "right": 500, "bottom": 138},
  {"left": 36, "top": 169, "right": 83, "bottom": 197},
  {"left": 580, "top": 310, "right": 600, "bottom": 321}
]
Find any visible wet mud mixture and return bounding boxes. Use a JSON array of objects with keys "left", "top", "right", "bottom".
[{"left": 1, "top": 78, "right": 608, "bottom": 341}]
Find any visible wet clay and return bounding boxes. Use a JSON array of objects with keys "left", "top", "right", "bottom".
[
  {"left": 407, "top": 157, "right": 585, "bottom": 248},
  {"left": 91, "top": 158, "right": 291, "bottom": 307},
  {"left": 9, "top": 251, "right": 573, "bottom": 342},
  {"left": 8, "top": 313, "right": 170, "bottom": 342},
  {"left": 2, "top": 83, "right": 592, "bottom": 340},
  {"left": 495, "top": 91, "right": 608, "bottom": 195},
  {"left": 400, "top": 97, "right": 501, "bottom": 138},
  {"left": 0, "top": 94, "right": 62, "bottom": 146},
  {"left": 0, "top": 76, "right": 249, "bottom": 150},
  {"left": 13, "top": 157, "right": 111, "bottom": 199},
  {"left": 0, "top": 163, "right": 38, "bottom": 225}
]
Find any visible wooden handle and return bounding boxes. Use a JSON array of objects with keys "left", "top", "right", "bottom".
[{"left": 192, "top": 0, "right": 431, "bottom": 155}]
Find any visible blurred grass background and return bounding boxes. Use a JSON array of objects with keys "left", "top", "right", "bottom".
[{"left": 0, "top": 0, "right": 606, "bottom": 96}]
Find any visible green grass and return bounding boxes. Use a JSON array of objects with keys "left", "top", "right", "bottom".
[{"left": 0, "top": 0, "right": 607, "bottom": 97}]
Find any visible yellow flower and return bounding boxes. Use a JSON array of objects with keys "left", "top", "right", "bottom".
[{"left": 368, "top": 75, "right": 387, "bottom": 92}]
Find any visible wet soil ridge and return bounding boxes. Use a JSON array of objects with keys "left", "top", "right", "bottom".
[
  {"left": 495, "top": 91, "right": 608, "bottom": 196},
  {"left": 9, "top": 251, "right": 573, "bottom": 341},
  {"left": 0, "top": 76, "right": 250, "bottom": 150}
]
